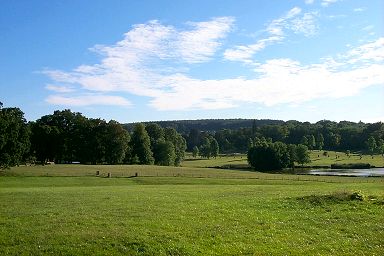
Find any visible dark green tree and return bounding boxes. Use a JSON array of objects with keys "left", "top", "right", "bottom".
[
  {"left": 199, "top": 137, "right": 211, "bottom": 158},
  {"left": 129, "top": 123, "right": 154, "bottom": 165},
  {"left": 164, "top": 127, "right": 187, "bottom": 165},
  {"left": 192, "top": 146, "right": 199, "bottom": 158},
  {"left": 301, "top": 136, "right": 308, "bottom": 148},
  {"left": 247, "top": 142, "right": 290, "bottom": 171},
  {"left": 145, "top": 123, "right": 165, "bottom": 150},
  {"left": 377, "top": 139, "right": 384, "bottom": 156},
  {"left": 316, "top": 133, "right": 324, "bottom": 150},
  {"left": 104, "top": 120, "right": 130, "bottom": 164},
  {"left": 287, "top": 144, "right": 297, "bottom": 168},
  {"left": 366, "top": 136, "right": 377, "bottom": 155},
  {"left": 154, "top": 140, "right": 176, "bottom": 166},
  {"left": 0, "top": 107, "right": 30, "bottom": 168},
  {"left": 210, "top": 138, "right": 219, "bottom": 158},
  {"left": 247, "top": 138, "right": 254, "bottom": 149},
  {"left": 296, "top": 144, "right": 311, "bottom": 166},
  {"left": 308, "top": 135, "right": 316, "bottom": 150}
]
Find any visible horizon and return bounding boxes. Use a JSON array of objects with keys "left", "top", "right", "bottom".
[{"left": 1, "top": 0, "right": 383, "bottom": 123}]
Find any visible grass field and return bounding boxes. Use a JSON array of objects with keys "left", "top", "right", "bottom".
[
  {"left": 309, "top": 150, "right": 384, "bottom": 167},
  {"left": 1, "top": 154, "right": 383, "bottom": 255}
]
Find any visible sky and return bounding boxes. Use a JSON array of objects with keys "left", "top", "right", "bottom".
[{"left": 1, "top": 0, "right": 383, "bottom": 123}]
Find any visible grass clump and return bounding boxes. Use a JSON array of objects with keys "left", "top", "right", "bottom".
[{"left": 298, "top": 191, "right": 367, "bottom": 205}]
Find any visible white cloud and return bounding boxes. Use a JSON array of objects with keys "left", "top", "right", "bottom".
[
  {"left": 42, "top": 16, "right": 384, "bottom": 112},
  {"left": 149, "top": 46, "right": 384, "bottom": 110},
  {"left": 45, "top": 84, "right": 75, "bottom": 93},
  {"left": 321, "top": 0, "right": 339, "bottom": 7},
  {"left": 46, "top": 94, "right": 132, "bottom": 107},
  {"left": 345, "top": 37, "right": 384, "bottom": 63},
  {"left": 224, "top": 7, "right": 318, "bottom": 63},
  {"left": 305, "top": 0, "right": 315, "bottom": 4},
  {"left": 353, "top": 7, "right": 365, "bottom": 12},
  {"left": 362, "top": 25, "right": 374, "bottom": 31},
  {"left": 290, "top": 12, "right": 319, "bottom": 36},
  {"left": 178, "top": 17, "right": 235, "bottom": 63},
  {"left": 44, "top": 17, "right": 234, "bottom": 106}
]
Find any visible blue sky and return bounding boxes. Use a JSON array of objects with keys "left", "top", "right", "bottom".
[{"left": 1, "top": 0, "right": 383, "bottom": 123}]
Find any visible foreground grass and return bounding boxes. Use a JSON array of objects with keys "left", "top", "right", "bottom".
[{"left": 1, "top": 174, "right": 383, "bottom": 255}]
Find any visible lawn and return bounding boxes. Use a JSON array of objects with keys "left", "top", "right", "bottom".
[
  {"left": 309, "top": 150, "right": 384, "bottom": 167},
  {"left": 0, "top": 164, "right": 383, "bottom": 255},
  {"left": 182, "top": 151, "right": 384, "bottom": 168}
]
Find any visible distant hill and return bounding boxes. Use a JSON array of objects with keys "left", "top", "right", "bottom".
[{"left": 124, "top": 119, "right": 284, "bottom": 134}]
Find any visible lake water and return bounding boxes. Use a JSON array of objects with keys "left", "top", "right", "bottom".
[{"left": 305, "top": 168, "right": 384, "bottom": 177}]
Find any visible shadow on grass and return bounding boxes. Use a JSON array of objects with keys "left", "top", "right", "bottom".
[{"left": 296, "top": 191, "right": 373, "bottom": 206}]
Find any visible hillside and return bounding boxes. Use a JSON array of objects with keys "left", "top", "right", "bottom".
[{"left": 124, "top": 119, "right": 284, "bottom": 133}]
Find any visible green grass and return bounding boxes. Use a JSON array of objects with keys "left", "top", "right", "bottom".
[
  {"left": 1, "top": 163, "right": 384, "bottom": 255},
  {"left": 182, "top": 154, "right": 248, "bottom": 168},
  {"left": 182, "top": 151, "right": 384, "bottom": 169},
  {"left": 309, "top": 150, "right": 384, "bottom": 167}
]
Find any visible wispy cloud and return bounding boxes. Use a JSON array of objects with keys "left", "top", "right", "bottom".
[
  {"left": 149, "top": 39, "right": 384, "bottom": 110},
  {"left": 42, "top": 16, "right": 384, "bottom": 112},
  {"left": 305, "top": 0, "right": 315, "bottom": 4},
  {"left": 45, "top": 84, "right": 75, "bottom": 93},
  {"left": 224, "top": 7, "right": 318, "bottom": 63},
  {"left": 353, "top": 7, "right": 365, "bottom": 12},
  {"left": 321, "top": 0, "right": 340, "bottom": 7},
  {"left": 46, "top": 94, "right": 132, "bottom": 107},
  {"left": 43, "top": 17, "right": 234, "bottom": 106}
]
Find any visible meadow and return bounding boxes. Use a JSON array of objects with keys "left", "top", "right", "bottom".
[{"left": 1, "top": 153, "right": 383, "bottom": 255}]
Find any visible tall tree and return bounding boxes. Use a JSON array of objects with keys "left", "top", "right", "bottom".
[
  {"left": 366, "top": 136, "right": 377, "bottom": 155},
  {"left": 296, "top": 144, "right": 311, "bottom": 166},
  {"left": 301, "top": 136, "right": 309, "bottom": 148},
  {"left": 247, "top": 142, "right": 290, "bottom": 171},
  {"left": 199, "top": 137, "right": 211, "bottom": 159},
  {"left": 377, "top": 139, "right": 384, "bottom": 156},
  {"left": 104, "top": 120, "right": 130, "bottom": 164},
  {"left": 130, "top": 123, "right": 154, "bottom": 165},
  {"left": 247, "top": 138, "right": 254, "bottom": 149},
  {"left": 287, "top": 144, "right": 297, "bottom": 168},
  {"left": 154, "top": 140, "right": 176, "bottom": 166},
  {"left": 308, "top": 135, "right": 316, "bottom": 150},
  {"left": 316, "top": 133, "right": 324, "bottom": 150},
  {"left": 145, "top": 123, "right": 165, "bottom": 149},
  {"left": 192, "top": 146, "right": 199, "bottom": 158},
  {"left": 164, "top": 127, "right": 186, "bottom": 166},
  {"left": 0, "top": 107, "right": 30, "bottom": 168},
  {"left": 210, "top": 138, "right": 219, "bottom": 158}
]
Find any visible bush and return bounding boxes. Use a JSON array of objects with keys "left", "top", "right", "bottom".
[{"left": 350, "top": 191, "right": 365, "bottom": 201}]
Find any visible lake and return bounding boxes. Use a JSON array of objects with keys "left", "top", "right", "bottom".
[{"left": 305, "top": 168, "right": 384, "bottom": 177}]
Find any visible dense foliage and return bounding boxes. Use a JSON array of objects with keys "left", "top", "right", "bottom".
[
  {"left": 0, "top": 104, "right": 30, "bottom": 168},
  {"left": 1, "top": 103, "right": 383, "bottom": 169},
  {"left": 153, "top": 119, "right": 384, "bottom": 154},
  {"left": 247, "top": 142, "right": 310, "bottom": 171},
  {"left": 0, "top": 106, "right": 186, "bottom": 168}
]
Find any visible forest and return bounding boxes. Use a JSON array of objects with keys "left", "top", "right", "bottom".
[
  {"left": 1, "top": 103, "right": 383, "bottom": 169},
  {"left": 0, "top": 106, "right": 186, "bottom": 168},
  {"left": 138, "top": 119, "right": 384, "bottom": 154}
]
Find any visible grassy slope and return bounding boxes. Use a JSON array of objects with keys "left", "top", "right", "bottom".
[{"left": 1, "top": 165, "right": 384, "bottom": 255}]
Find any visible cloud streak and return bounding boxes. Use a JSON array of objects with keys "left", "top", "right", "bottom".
[
  {"left": 42, "top": 16, "right": 384, "bottom": 112},
  {"left": 46, "top": 94, "right": 132, "bottom": 107},
  {"left": 223, "top": 7, "right": 318, "bottom": 63}
]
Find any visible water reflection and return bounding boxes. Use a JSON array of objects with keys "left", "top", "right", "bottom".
[{"left": 304, "top": 168, "right": 384, "bottom": 177}]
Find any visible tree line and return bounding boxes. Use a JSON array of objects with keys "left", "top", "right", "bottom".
[
  {"left": 0, "top": 105, "right": 186, "bottom": 168},
  {"left": 182, "top": 120, "right": 384, "bottom": 154}
]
